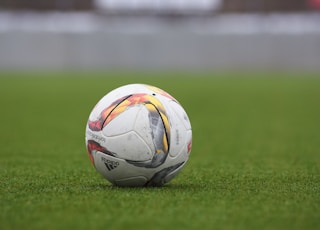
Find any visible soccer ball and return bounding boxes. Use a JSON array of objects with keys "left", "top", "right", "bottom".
[{"left": 85, "top": 84, "right": 192, "bottom": 187}]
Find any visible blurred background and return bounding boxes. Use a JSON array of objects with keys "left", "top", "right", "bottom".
[{"left": 0, "top": 0, "right": 320, "bottom": 71}]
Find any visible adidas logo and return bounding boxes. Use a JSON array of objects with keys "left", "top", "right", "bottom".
[{"left": 104, "top": 160, "right": 119, "bottom": 171}]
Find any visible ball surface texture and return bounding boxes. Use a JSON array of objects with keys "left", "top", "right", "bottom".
[{"left": 85, "top": 84, "right": 192, "bottom": 187}]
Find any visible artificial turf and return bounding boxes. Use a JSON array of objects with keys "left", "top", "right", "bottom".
[{"left": 0, "top": 72, "right": 319, "bottom": 230}]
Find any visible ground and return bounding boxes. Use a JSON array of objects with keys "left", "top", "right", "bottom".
[{"left": 0, "top": 71, "right": 319, "bottom": 230}]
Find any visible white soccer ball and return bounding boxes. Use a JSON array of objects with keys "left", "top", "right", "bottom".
[{"left": 85, "top": 84, "right": 192, "bottom": 187}]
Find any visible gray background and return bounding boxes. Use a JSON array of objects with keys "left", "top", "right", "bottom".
[{"left": 0, "top": 12, "right": 319, "bottom": 70}]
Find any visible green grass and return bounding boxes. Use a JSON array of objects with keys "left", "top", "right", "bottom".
[{"left": 0, "top": 72, "right": 319, "bottom": 230}]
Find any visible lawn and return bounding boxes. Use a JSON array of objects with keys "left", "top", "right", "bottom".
[{"left": 0, "top": 72, "right": 319, "bottom": 230}]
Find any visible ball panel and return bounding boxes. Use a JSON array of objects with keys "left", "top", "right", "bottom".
[
  {"left": 133, "top": 105, "right": 155, "bottom": 154},
  {"left": 102, "top": 105, "right": 140, "bottom": 137},
  {"left": 146, "top": 161, "right": 185, "bottom": 186},
  {"left": 93, "top": 152, "right": 150, "bottom": 184},
  {"left": 104, "top": 131, "right": 153, "bottom": 161},
  {"left": 168, "top": 121, "right": 188, "bottom": 158},
  {"left": 163, "top": 161, "right": 187, "bottom": 184},
  {"left": 114, "top": 177, "right": 148, "bottom": 187},
  {"left": 168, "top": 101, "right": 191, "bottom": 131},
  {"left": 186, "top": 130, "right": 192, "bottom": 155}
]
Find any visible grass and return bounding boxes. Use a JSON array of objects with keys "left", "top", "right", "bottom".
[{"left": 0, "top": 71, "right": 319, "bottom": 230}]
